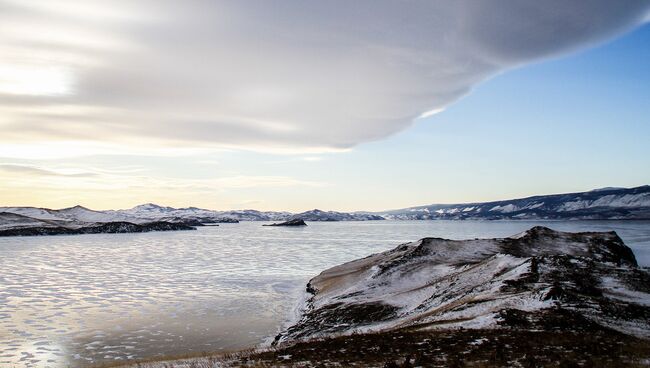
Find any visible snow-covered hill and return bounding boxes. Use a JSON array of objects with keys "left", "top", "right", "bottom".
[
  {"left": 0, "top": 212, "right": 62, "bottom": 231},
  {"left": 276, "top": 227, "right": 650, "bottom": 343},
  {"left": 2, "top": 185, "right": 649, "bottom": 236},
  {"left": 382, "top": 185, "right": 650, "bottom": 220},
  {"left": 291, "top": 209, "right": 385, "bottom": 221},
  {"left": 109, "top": 203, "right": 247, "bottom": 223},
  {"left": 0, "top": 205, "right": 142, "bottom": 225},
  {"left": 0, "top": 205, "right": 197, "bottom": 236},
  {"left": 0, "top": 203, "right": 384, "bottom": 230}
]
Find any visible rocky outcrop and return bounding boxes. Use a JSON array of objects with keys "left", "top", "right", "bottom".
[
  {"left": 264, "top": 218, "right": 308, "bottom": 227},
  {"left": 276, "top": 227, "right": 650, "bottom": 344}
]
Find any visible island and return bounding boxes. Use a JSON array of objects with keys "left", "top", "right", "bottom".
[{"left": 263, "top": 218, "right": 308, "bottom": 227}]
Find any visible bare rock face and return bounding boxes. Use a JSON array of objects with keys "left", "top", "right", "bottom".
[{"left": 276, "top": 227, "right": 650, "bottom": 344}]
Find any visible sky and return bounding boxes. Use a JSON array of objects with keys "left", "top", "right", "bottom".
[{"left": 1, "top": 1, "right": 649, "bottom": 212}]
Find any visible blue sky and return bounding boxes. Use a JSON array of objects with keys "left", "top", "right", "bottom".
[
  {"left": 0, "top": 2, "right": 648, "bottom": 211},
  {"left": 162, "top": 23, "right": 648, "bottom": 212},
  {"left": 350, "top": 24, "right": 650, "bottom": 209}
]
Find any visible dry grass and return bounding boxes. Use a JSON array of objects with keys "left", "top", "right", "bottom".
[{"left": 101, "top": 326, "right": 650, "bottom": 368}]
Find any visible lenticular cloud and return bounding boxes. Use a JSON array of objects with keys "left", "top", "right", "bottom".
[{"left": 0, "top": 0, "right": 649, "bottom": 153}]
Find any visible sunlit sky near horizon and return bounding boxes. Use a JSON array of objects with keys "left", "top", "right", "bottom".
[{"left": 1, "top": 1, "right": 649, "bottom": 212}]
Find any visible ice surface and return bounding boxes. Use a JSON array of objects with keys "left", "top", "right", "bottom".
[{"left": 0, "top": 220, "right": 649, "bottom": 367}]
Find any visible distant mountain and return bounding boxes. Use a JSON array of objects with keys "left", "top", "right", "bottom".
[
  {"left": 211, "top": 209, "right": 291, "bottom": 222},
  {"left": 0, "top": 204, "right": 384, "bottom": 236},
  {"left": 110, "top": 203, "right": 245, "bottom": 223},
  {"left": 0, "top": 205, "right": 142, "bottom": 225},
  {"left": 113, "top": 205, "right": 382, "bottom": 222},
  {"left": 381, "top": 185, "right": 650, "bottom": 220},
  {"left": 0, "top": 204, "right": 203, "bottom": 237},
  {"left": 291, "top": 209, "right": 385, "bottom": 221},
  {"left": 2, "top": 185, "right": 649, "bottom": 236},
  {"left": 0, "top": 210, "right": 194, "bottom": 237}
]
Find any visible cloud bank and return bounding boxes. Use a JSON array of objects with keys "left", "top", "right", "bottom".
[{"left": 1, "top": 0, "right": 649, "bottom": 155}]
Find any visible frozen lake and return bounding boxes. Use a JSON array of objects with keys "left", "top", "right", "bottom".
[{"left": 1, "top": 220, "right": 649, "bottom": 367}]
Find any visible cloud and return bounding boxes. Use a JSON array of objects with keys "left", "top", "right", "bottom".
[
  {"left": 0, "top": 163, "right": 97, "bottom": 177},
  {"left": 0, "top": 160, "right": 324, "bottom": 208},
  {"left": 0, "top": 1, "right": 649, "bottom": 155},
  {"left": 0, "top": 162, "right": 321, "bottom": 190}
]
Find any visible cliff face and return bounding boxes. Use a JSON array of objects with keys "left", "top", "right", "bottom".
[{"left": 277, "top": 227, "right": 650, "bottom": 343}]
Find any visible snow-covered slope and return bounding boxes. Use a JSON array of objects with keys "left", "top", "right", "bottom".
[
  {"left": 277, "top": 227, "right": 650, "bottom": 343},
  {"left": 291, "top": 209, "right": 385, "bottom": 221},
  {"left": 57, "top": 205, "right": 143, "bottom": 223},
  {"left": 113, "top": 205, "right": 382, "bottom": 222},
  {"left": 0, "top": 203, "right": 386, "bottom": 235},
  {"left": 0, "top": 205, "right": 196, "bottom": 236},
  {"left": 0, "top": 205, "right": 142, "bottom": 224},
  {"left": 0, "top": 206, "right": 73, "bottom": 222},
  {"left": 0, "top": 212, "right": 62, "bottom": 231},
  {"left": 383, "top": 185, "right": 650, "bottom": 220},
  {"left": 112, "top": 204, "right": 288, "bottom": 222}
]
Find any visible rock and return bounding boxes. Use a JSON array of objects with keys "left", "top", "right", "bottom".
[
  {"left": 264, "top": 218, "right": 307, "bottom": 226},
  {"left": 276, "top": 226, "right": 650, "bottom": 344},
  {"left": 78, "top": 221, "right": 195, "bottom": 234}
]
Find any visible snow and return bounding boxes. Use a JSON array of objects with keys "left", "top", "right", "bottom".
[
  {"left": 285, "top": 238, "right": 551, "bottom": 340},
  {"left": 58, "top": 206, "right": 141, "bottom": 223},
  {"left": 310, "top": 252, "right": 547, "bottom": 333},
  {"left": 526, "top": 202, "right": 544, "bottom": 209},
  {"left": 590, "top": 187, "right": 626, "bottom": 192},
  {"left": 0, "top": 207, "right": 68, "bottom": 221},
  {"left": 0, "top": 212, "right": 57, "bottom": 230},
  {"left": 385, "top": 186, "right": 650, "bottom": 220},
  {"left": 1, "top": 204, "right": 290, "bottom": 232},
  {"left": 559, "top": 193, "right": 650, "bottom": 211},
  {"left": 280, "top": 227, "right": 649, "bottom": 342},
  {"left": 489, "top": 204, "right": 518, "bottom": 213},
  {"left": 0, "top": 205, "right": 139, "bottom": 225},
  {"left": 600, "top": 276, "right": 650, "bottom": 306}
]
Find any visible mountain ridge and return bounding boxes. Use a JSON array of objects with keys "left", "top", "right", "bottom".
[
  {"left": 1, "top": 185, "right": 649, "bottom": 236},
  {"left": 381, "top": 185, "right": 650, "bottom": 220}
]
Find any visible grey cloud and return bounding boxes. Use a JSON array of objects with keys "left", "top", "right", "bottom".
[{"left": 0, "top": 1, "right": 649, "bottom": 152}]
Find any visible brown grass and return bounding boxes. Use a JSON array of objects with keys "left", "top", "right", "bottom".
[{"left": 101, "top": 326, "right": 650, "bottom": 368}]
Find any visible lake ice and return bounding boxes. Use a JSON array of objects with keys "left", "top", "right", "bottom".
[{"left": 1, "top": 220, "right": 648, "bottom": 367}]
